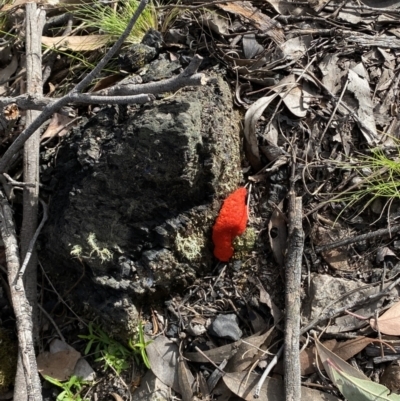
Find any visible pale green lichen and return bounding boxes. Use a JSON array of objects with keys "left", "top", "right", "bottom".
[
  {"left": 87, "top": 233, "right": 113, "bottom": 263},
  {"left": 233, "top": 228, "right": 257, "bottom": 259},
  {"left": 175, "top": 232, "right": 205, "bottom": 261},
  {"left": 0, "top": 330, "right": 17, "bottom": 393}
]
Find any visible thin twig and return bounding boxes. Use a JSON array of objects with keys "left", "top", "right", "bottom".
[
  {"left": 17, "top": 200, "right": 48, "bottom": 282},
  {"left": 315, "top": 224, "right": 400, "bottom": 253},
  {"left": 37, "top": 303, "right": 65, "bottom": 342},
  {"left": 254, "top": 345, "right": 284, "bottom": 398}
]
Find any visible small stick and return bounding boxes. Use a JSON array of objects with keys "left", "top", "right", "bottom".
[
  {"left": 16, "top": 200, "right": 48, "bottom": 283},
  {"left": 315, "top": 224, "right": 400, "bottom": 253},
  {"left": 254, "top": 345, "right": 284, "bottom": 398},
  {"left": 283, "top": 192, "right": 304, "bottom": 401}
]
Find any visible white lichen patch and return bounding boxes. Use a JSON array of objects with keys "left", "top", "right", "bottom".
[
  {"left": 70, "top": 244, "right": 83, "bottom": 258},
  {"left": 175, "top": 232, "right": 205, "bottom": 261},
  {"left": 87, "top": 233, "right": 113, "bottom": 263}
]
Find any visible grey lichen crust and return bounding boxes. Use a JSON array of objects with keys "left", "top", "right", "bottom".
[{"left": 42, "top": 75, "right": 242, "bottom": 335}]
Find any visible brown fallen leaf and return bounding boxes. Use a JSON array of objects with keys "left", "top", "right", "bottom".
[
  {"left": 331, "top": 336, "right": 374, "bottom": 361},
  {"left": 42, "top": 35, "right": 112, "bottom": 51},
  {"left": 225, "top": 327, "right": 275, "bottom": 373},
  {"left": 298, "top": 337, "right": 373, "bottom": 376},
  {"left": 146, "top": 335, "right": 181, "bottom": 392},
  {"left": 184, "top": 340, "right": 241, "bottom": 364},
  {"left": 41, "top": 113, "right": 78, "bottom": 141},
  {"left": 216, "top": 2, "right": 285, "bottom": 44},
  {"left": 178, "top": 358, "right": 194, "bottom": 401},
  {"left": 370, "top": 300, "right": 400, "bottom": 335},
  {"left": 223, "top": 371, "right": 340, "bottom": 401}
]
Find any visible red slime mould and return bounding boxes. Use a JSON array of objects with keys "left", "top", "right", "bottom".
[{"left": 212, "top": 187, "right": 248, "bottom": 262}]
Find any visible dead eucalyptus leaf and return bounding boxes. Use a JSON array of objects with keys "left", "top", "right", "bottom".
[
  {"left": 298, "top": 337, "right": 372, "bottom": 376},
  {"left": 184, "top": 340, "right": 242, "bottom": 364},
  {"left": 247, "top": 276, "right": 282, "bottom": 322},
  {"left": 178, "top": 358, "right": 194, "bottom": 401},
  {"left": 42, "top": 35, "right": 112, "bottom": 51},
  {"left": 332, "top": 337, "right": 373, "bottom": 361},
  {"left": 225, "top": 327, "right": 275, "bottom": 373},
  {"left": 244, "top": 93, "right": 279, "bottom": 170},
  {"left": 216, "top": 2, "right": 285, "bottom": 43},
  {"left": 273, "top": 74, "right": 307, "bottom": 117},
  {"left": 315, "top": 336, "right": 369, "bottom": 382},
  {"left": 146, "top": 335, "right": 180, "bottom": 392},
  {"left": 346, "top": 65, "right": 378, "bottom": 144},
  {"left": 370, "top": 300, "right": 400, "bottom": 335},
  {"left": 223, "top": 371, "right": 340, "bottom": 400},
  {"left": 41, "top": 113, "right": 77, "bottom": 140},
  {"left": 329, "top": 360, "right": 400, "bottom": 401},
  {"left": 243, "top": 34, "right": 264, "bottom": 59}
]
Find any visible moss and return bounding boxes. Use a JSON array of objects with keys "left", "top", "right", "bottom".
[
  {"left": 232, "top": 227, "right": 257, "bottom": 259},
  {"left": 0, "top": 329, "right": 17, "bottom": 393}
]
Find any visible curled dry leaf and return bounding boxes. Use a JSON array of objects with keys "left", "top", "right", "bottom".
[
  {"left": 178, "top": 358, "right": 194, "bottom": 401},
  {"left": 370, "top": 300, "right": 400, "bottom": 335},
  {"left": 273, "top": 74, "right": 307, "bottom": 118},
  {"left": 346, "top": 65, "right": 378, "bottom": 144},
  {"left": 41, "top": 113, "right": 78, "bottom": 141},
  {"left": 268, "top": 199, "right": 287, "bottom": 267},
  {"left": 4, "top": 104, "right": 19, "bottom": 121},
  {"left": 244, "top": 93, "right": 279, "bottom": 171}
]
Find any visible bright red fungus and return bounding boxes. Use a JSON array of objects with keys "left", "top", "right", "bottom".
[{"left": 212, "top": 187, "right": 248, "bottom": 262}]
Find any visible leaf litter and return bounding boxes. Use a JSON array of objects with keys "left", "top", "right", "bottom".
[{"left": 5, "top": 0, "right": 400, "bottom": 399}]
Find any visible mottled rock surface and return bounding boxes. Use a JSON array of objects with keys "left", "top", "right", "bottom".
[{"left": 41, "top": 75, "right": 242, "bottom": 336}]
